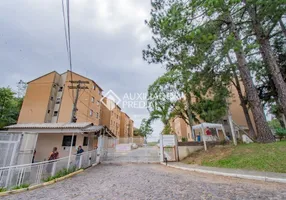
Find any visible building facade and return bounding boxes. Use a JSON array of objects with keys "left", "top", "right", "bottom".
[
  {"left": 171, "top": 81, "right": 256, "bottom": 141},
  {"left": 18, "top": 70, "right": 103, "bottom": 125},
  {"left": 120, "top": 112, "right": 131, "bottom": 138},
  {"left": 100, "top": 97, "right": 121, "bottom": 137}
]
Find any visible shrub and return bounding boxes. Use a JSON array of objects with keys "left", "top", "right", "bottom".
[
  {"left": 275, "top": 128, "right": 286, "bottom": 141},
  {"left": 0, "top": 187, "right": 7, "bottom": 192},
  {"left": 181, "top": 137, "right": 187, "bottom": 142},
  {"left": 11, "top": 183, "right": 30, "bottom": 190},
  {"left": 43, "top": 166, "right": 78, "bottom": 182}
]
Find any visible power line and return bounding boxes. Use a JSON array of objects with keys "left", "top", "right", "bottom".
[{"left": 61, "top": 0, "right": 74, "bottom": 102}]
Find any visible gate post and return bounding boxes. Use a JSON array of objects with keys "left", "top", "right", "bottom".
[{"left": 159, "top": 134, "right": 164, "bottom": 162}]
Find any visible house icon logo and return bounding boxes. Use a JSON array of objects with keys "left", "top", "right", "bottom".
[{"left": 100, "top": 90, "right": 121, "bottom": 110}]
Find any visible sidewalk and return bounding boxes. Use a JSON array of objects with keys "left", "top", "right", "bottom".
[{"left": 163, "top": 162, "right": 286, "bottom": 184}]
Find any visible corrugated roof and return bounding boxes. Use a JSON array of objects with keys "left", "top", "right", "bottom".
[
  {"left": 83, "top": 125, "right": 104, "bottom": 132},
  {"left": 5, "top": 122, "right": 93, "bottom": 129}
]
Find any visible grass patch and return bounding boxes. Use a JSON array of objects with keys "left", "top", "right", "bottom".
[
  {"left": 11, "top": 183, "right": 30, "bottom": 190},
  {"left": 0, "top": 187, "right": 7, "bottom": 193},
  {"left": 43, "top": 166, "right": 77, "bottom": 182},
  {"left": 182, "top": 141, "right": 286, "bottom": 173}
]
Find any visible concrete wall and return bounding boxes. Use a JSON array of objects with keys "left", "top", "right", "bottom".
[
  {"left": 178, "top": 146, "right": 203, "bottom": 161},
  {"left": 58, "top": 71, "right": 102, "bottom": 125},
  {"left": 18, "top": 72, "right": 57, "bottom": 123},
  {"left": 34, "top": 133, "right": 91, "bottom": 162}
]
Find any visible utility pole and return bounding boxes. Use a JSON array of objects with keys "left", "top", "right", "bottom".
[{"left": 69, "top": 80, "right": 89, "bottom": 123}]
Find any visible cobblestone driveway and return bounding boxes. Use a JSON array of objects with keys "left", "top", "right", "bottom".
[{"left": 4, "top": 164, "right": 286, "bottom": 200}]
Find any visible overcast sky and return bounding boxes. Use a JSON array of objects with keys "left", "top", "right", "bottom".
[{"left": 0, "top": 0, "right": 164, "bottom": 137}]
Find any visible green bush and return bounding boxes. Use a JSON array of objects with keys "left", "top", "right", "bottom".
[
  {"left": 0, "top": 187, "right": 7, "bottom": 192},
  {"left": 275, "top": 128, "right": 286, "bottom": 141},
  {"left": 181, "top": 137, "right": 187, "bottom": 142},
  {"left": 11, "top": 183, "right": 30, "bottom": 190},
  {"left": 43, "top": 166, "right": 77, "bottom": 182}
]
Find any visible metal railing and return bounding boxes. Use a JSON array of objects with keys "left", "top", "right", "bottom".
[{"left": 0, "top": 149, "right": 97, "bottom": 190}]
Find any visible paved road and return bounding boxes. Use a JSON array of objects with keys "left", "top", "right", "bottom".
[
  {"left": 104, "top": 146, "right": 160, "bottom": 162},
  {"left": 4, "top": 164, "right": 286, "bottom": 200}
]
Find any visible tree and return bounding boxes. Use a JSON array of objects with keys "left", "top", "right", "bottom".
[
  {"left": 143, "top": 0, "right": 275, "bottom": 142},
  {"left": 0, "top": 87, "right": 22, "bottom": 128},
  {"left": 138, "top": 118, "right": 153, "bottom": 137},
  {"left": 243, "top": 0, "right": 286, "bottom": 117}
]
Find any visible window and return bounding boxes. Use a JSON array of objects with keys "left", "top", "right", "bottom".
[
  {"left": 58, "top": 87, "right": 63, "bottom": 92},
  {"left": 90, "top": 109, "right": 93, "bottom": 116},
  {"left": 56, "top": 97, "right": 61, "bottom": 104},
  {"left": 53, "top": 111, "right": 58, "bottom": 116},
  {"left": 47, "top": 110, "right": 50, "bottom": 114},
  {"left": 93, "top": 84, "right": 96, "bottom": 90},
  {"left": 62, "top": 135, "right": 77, "bottom": 146},
  {"left": 97, "top": 101, "right": 100, "bottom": 106},
  {"left": 83, "top": 137, "right": 88, "bottom": 146},
  {"left": 96, "top": 112, "right": 99, "bottom": 119},
  {"left": 98, "top": 90, "right": 101, "bottom": 95},
  {"left": 50, "top": 96, "right": 54, "bottom": 101},
  {"left": 91, "top": 97, "right": 95, "bottom": 103}
]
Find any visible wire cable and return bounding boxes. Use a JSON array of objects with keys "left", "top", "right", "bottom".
[{"left": 62, "top": 0, "right": 74, "bottom": 102}]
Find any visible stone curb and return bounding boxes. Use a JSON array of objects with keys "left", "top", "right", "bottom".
[
  {"left": 162, "top": 163, "right": 286, "bottom": 184},
  {"left": 0, "top": 169, "right": 85, "bottom": 197}
]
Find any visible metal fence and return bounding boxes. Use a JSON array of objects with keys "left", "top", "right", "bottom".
[
  {"left": 101, "top": 137, "right": 160, "bottom": 163},
  {"left": 0, "top": 149, "right": 97, "bottom": 189}
]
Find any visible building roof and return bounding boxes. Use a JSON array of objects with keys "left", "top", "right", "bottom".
[
  {"left": 27, "top": 71, "right": 59, "bottom": 84},
  {"left": 5, "top": 123, "right": 117, "bottom": 137},
  {"left": 64, "top": 70, "right": 103, "bottom": 91},
  {"left": 5, "top": 122, "right": 93, "bottom": 129}
]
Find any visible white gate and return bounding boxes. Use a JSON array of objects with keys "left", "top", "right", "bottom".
[
  {"left": 100, "top": 136, "right": 161, "bottom": 163},
  {"left": 0, "top": 133, "right": 22, "bottom": 168},
  {"left": 160, "top": 134, "right": 178, "bottom": 162},
  {"left": 0, "top": 132, "right": 38, "bottom": 167}
]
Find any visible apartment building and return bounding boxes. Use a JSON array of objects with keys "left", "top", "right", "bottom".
[
  {"left": 100, "top": 97, "right": 121, "bottom": 137},
  {"left": 129, "top": 120, "right": 134, "bottom": 137},
  {"left": 18, "top": 70, "right": 103, "bottom": 125},
  {"left": 171, "top": 81, "right": 255, "bottom": 141},
  {"left": 120, "top": 112, "right": 131, "bottom": 138}
]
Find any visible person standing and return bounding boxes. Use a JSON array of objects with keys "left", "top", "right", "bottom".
[
  {"left": 76, "top": 146, "right": 84, "bottom": 167},
  {"left": 47, "top": 147, "right": 59, "bottom": 173},
  {"left": 77, "top": 146, "right": 84, "bottom": 155},
  {"left": 49, "top": 147, "right": 59, "bottom": 160}
]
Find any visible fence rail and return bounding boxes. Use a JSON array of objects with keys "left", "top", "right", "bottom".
[{"left": 0, "top": 149, "right": 97, "bottom": 189}]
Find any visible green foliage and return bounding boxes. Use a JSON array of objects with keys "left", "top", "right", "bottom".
[
  {"left": 11, "top": 183, "right": 30, "bottom": 190},
  {"left": 181, "top": 137, "right": 187, "bottom": 142},
  {"left": 275, "top": 128, "right": 286, "bottom": 141},
  {"left": 0, "top": 87, "right": 23, "bottom": 128},
  {"left": 202, "top": 141, "right": 286, "bottom": 173},
  {"left": 268, "top": 119, "right": 282, "bottom": 129},
  {"left": 0, "top": 187, "right": 7, "bottom": 192},
  {"left": 137, "top": 119, "right": 153, "bottom": 137},
  {"left": 43, "top": 166, "right": 77, "bottom": 182}
]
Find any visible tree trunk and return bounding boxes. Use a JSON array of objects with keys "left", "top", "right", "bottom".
[
  {"left": 227, "top": 15, "right": 275, "bottom": 143},
  {"left": 234, "top": 77, "right": 257, "bottom": 140},
  {"left": 279, "top": 19, "right": 286, "bottom": 38},
  {"left": 246, "top": 6, "right": 286, "bottom": 118},
  {"left": 227, "top": 55, "right": 257, "bottom": 140},
  {"left": 185, "top": 92, "right": 194, "bottom": 139}
]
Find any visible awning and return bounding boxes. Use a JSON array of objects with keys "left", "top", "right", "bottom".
[{"left": 192, "top": 123, "right": 224, "bottom": 130}]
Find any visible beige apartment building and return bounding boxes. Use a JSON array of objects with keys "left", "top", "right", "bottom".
[
  {"left": 129, "top": 119, "right": 134, "bottom": 137},
  {"left": 18, "top": 70, "right": 103, "bottom": 125},
  {"left": 100, "top": 97, "right": 121, "bottom": 137},
  {"left": 120, "top": 112, "right": 131, "bottom": 138},
  {"left": 171, "top": 81, "right": 255, "bottom": 141}
]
